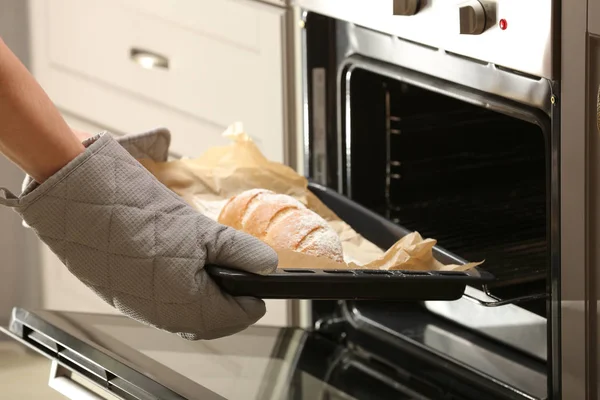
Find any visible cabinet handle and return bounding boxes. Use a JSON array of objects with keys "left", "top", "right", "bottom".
[{"left": 129, "top": 48, "right": 169, "bottom": 70}]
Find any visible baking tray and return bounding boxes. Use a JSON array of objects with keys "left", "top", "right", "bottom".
[{"left": 207, "top": 182, "right": 495, "bottom": 301}]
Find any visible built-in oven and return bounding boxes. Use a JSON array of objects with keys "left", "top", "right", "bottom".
[
  {"left": 6, "top": 1, "right": 600, "bottom": 399},
  {"left": 298, "top": 1, "right": 559, "bottom": 399}
]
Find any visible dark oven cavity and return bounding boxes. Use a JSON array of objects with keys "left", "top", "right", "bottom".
[{"left": 345, "top": 68, "right": 549, "bottom": 316}]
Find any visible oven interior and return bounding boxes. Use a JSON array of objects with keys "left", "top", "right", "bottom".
[{"left": 344, "top": 68, "right": 549, "bottom": 317}]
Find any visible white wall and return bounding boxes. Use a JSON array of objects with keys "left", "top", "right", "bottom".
[{"left": 0, "top": 0, "right": 42, "bottom": 326}]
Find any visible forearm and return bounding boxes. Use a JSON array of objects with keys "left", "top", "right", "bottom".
[{"left": 0, "top": 38, "right": 84, "bottom": 183}]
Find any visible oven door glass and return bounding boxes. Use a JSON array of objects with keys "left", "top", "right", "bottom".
[{"left": 3, "top": 308, "right": 463, "bottom": 400}]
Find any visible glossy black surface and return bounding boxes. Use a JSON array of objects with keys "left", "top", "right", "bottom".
[
  {"left": 6, "top": 307, "right": 547, "bottom": 400},
  {"left": 314, "top": 302, "right": 548, "bottom": 400},
  {"left": 207, "top": 266, "right": 482, "bottom": 301},
  {"left": 6, "top": 308, "right": 395, "bottom": 400}
]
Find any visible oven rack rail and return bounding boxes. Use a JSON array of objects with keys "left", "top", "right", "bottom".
[{"left": 461, "top": 285, "right": 548, "bottom": 307}]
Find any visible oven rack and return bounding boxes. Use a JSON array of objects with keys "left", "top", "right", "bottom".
[
  {"left": 388, "top": 209, "right": 547, "bottom": 286},
  {"left": 380, "top": 90, "right": 548, "bottom": 306},
  {"left": 462, "top": 285, "right": 549, "bottom": 307},
  {"left": 309, "top": 182, "right": 547, "bottom": 308}
]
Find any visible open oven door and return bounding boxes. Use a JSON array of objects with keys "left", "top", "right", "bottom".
[
  {"left": 1, "top": 306, "right": 546, "bottom": 400},
  {"left": 1, "top": 307, "right": 348, "bottom": 400}
]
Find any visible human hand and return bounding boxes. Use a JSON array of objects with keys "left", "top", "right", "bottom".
[
  {"left": 0, "top": 39, "right": 85, "bottom": 183},
  {"left": 0, "top": 133, "right": 278, "bottom": 340}
]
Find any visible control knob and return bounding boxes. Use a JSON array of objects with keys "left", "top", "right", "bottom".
[
  {"left": 459, "top": 0, "right": 488, "bottom": 35},
  {"left": 393, "top": 0, "right": 420, "bottom": 16}
]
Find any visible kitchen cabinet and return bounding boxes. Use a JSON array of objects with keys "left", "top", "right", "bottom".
[
  {"left": 0, "top": 0, "right": 44, "bottom": 326},
  {"left": 27, "top": 0, "right": 297, "bottom": 327},
  {"left": 29, "top": 0, "right": 288, "bottom": 161},
  {"left": 0, "top": 160, "right": 32, "bottom": 325},
  {"left": 590, "top": 0, "right": 600, "bottom": 35}
]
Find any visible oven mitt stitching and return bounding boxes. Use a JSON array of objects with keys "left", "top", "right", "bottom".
[
  {"left": 113, "top": 127, "right": 171, "bottom": 162},
  {"left": 19, "top": 128, "right": 171, "bottom": 228},
  {"left": 0, "top": 132, "right": 278, "bottom": 340},
  {"left": 1, "top": 137, "right": 113, "bottom": 211}
]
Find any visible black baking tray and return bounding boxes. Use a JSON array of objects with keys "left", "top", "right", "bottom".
[{"left": 207, "top": 182, "right": 495, "bottom": 301}]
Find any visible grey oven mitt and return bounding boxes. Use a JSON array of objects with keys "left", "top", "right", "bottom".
[
  {"left": 19, "top": 128, "right": 173, "bottom": 228},
  {"left": 0, "top": 131, "right": 278, "bottom": 340}
]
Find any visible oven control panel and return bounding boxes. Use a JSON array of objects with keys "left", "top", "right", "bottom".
[
  {"left": 295, "top": 0, "right": 554, "bottom": 79},
  {"left": 394, "top": 0, "right": 497, "bottom": 35}
]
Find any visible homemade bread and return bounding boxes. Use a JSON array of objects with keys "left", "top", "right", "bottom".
[{"left": 218, "top": 189, "right": 344, "bottom": 262}]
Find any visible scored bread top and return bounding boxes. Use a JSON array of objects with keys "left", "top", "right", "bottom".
[{"left": 218, "top": 189, "right": 344, "bottom": 262}]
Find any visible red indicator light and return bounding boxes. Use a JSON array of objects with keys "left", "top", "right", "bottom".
[{"left": 499, "top": 19, "right": 508, "bottom": 30}]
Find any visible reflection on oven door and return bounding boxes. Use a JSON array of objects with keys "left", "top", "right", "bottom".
[
  {"left": 423, "top": 324, "right": 546, "bottom": 399},
  {"left": 425, "top": 286, "right": 547, "bottom": 361}
]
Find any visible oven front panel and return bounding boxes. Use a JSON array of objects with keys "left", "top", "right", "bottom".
[
  {"left": 295, "top": 0, "right": 556, "bottom": 80},
  {"left": 303, "top": 11, "right": 559, "bottom": 399},
  {"left": 339, "top": 61, "right": 552, "bottom": 362}
]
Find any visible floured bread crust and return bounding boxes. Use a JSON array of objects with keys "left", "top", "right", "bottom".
[{"left": 218, "top": 189, "right": 344, "bottom": 262}]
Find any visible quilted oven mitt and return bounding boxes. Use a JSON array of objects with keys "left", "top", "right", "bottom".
[{"left": 0, "top": 129, "right": 278, "bottom": 340}]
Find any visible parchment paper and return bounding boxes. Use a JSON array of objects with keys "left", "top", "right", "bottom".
[{"left": 139, "top": 123, "right": 482, "bottom": 272}]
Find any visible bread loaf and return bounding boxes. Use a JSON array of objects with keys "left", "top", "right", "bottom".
[{"left": 218, "top": 189, "right": 344, "bottom": 262}]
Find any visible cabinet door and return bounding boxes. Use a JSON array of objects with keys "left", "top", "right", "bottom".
[
  {"left": 29, "top": 0, "right": 287, "bottom": 161},
  {"left": 590, "top": 0, "right": 600, "bottom": 35},
  {"left": 0, "top": 161, "right": 29, "bottom": 323}
]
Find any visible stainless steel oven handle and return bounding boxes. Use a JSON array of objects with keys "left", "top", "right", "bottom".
[
  {"left": 48, "top": 360, "right": 107, "bottom": 400},
  {"left": 462, "top": 285, "right": 549, "bottom": 307}
]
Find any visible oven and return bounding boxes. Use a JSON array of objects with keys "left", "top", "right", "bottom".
[
  {"left": 3, "top": 1, "right": 600, "bottom": 399},
  {"left": 297, "top": 1, "right": 560, "bottom": 398}
]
